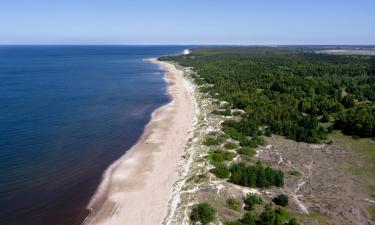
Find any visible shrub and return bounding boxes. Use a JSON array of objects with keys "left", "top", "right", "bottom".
[
  {"left": 224, "top": 142, "right": 238, "bottom": 149},
  {"left": 190, "top": 202, "right": 216, "bottom": 225},
  {"left": 212, "top": 109, "right": 231, "bottom": 116},
  {"left": 273, "top": 194, "right": 289, "bottom": 207},
  {"left": 208, "top": 150, "right": 236, "bottom": 164},
  {"left": 215, "top": 134, "right": 228, "bottom": 144},
  {"left": 287, "top": 170, "right": 300, "bottom": 176},
  {"left": 244, "top": 193, "right": 263, "bottom": 210},
  {"left": 239, "top": 136, "right": 265, "bottom": 148},
  {"left": 236, "top": 147, "right": 256, "bottom": 157},
  {"left": 239, "top": 212, "right": 256, "bottom": 225},
  {"left": 224, "top": 222, "right": 243, "bottom": 225},
  {"left": 222, "top": 126, "right": 244, "bottom": 141},
  {"left": 203, "top": 137, "right": 219, "bottom": 146},
  {"left": 210, "top": 164, "right": 230, "bottom": 179},
  {"left": 264, "top": 127, "right": 272, "bottom": 137},
  {"left": 286, "top": 218, "right": 300, "bottom": 225},
  {"left": 224, "top": 202, "right": 299, "bottom": 225},
  {"left": 226, "top": 197, "right": 240, "bottom": 211}
]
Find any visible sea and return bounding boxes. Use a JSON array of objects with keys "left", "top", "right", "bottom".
[{"left": 0, "top": 46, "right": 189, "bottom": 225}]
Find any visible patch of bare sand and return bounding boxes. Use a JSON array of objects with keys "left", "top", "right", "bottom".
[{"left": 317, "top": 49, "right": 375, "bottom": 56}]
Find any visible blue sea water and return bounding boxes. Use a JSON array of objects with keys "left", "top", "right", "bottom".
[{"left": 0, "top": 46, "right": 188, "bottom": 225}]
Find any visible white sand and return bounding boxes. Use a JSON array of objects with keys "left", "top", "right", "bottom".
[{"left": 83, "top": 59, "right": 195, "bottom": 225}]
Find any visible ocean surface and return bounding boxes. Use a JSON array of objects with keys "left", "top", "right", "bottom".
[{"left": 0, "top": 46, "right": 188, "bottom": 225}]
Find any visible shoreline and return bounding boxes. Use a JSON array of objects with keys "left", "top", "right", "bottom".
[{"left": 83, "top": 58, "right": 197, "bottom": 225}]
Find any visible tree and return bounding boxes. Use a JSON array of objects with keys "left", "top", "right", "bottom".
[
  {"left": 229, "top": 162, "right": 284, "bottom": 188},
  {"left": 161, "top": 47, "right": 375, "bottom": 142},
  {"left": 190, "top": 202, "right": 216, "bottom": 225}
]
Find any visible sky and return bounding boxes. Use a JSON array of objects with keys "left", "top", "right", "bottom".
[{"left": 0, "top": 0, "right": 374, "bottom": 45}]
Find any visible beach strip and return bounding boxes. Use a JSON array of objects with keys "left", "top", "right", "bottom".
[{"left": 83, "top": 59, "right": 196, "bottom": 225}]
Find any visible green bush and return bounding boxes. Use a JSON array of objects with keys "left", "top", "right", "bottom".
[
  {"left": 244, "top": 193, "right": 263, "bottom": 210},
  {"left": 224, "top": 221, "right": 243, "bottom": 225},
  {"left": 239, "top": 136, "right": 265, "bottom": 148},
  {"left": 203, "top": 137, "right": 219, "bottom": 146},
  {"left": 224, "top": 201, "right": 300, "bottom": 225},
  {"left": 215, "top": 134, "right": 228, "bottom": 144},
  {"left": 287, "top": 170, "right": 300, "bottom": 176},
  {"left": 224, "top": 142, "right": 238, "bottom": 149},
  {"left": 239, "top": 211, "right": 257, "bottom": 225},
  {"left": 236, "top": 147, "right": 256, "bottom": 157},
  {"left": 222, "top": 126, "right": 244, "bottom": 141},
  {"left": 226, "top": 197, "right": 240, "bottom": 211},
  {"left": 208, "top": 150, "right": 236, "bottom": 164},
  {"left": 210, "top": 164, "right": 230, "bottom": 179},
  {"left": 264, "top": 127, "right": 272, "bottom": 137},
  {"left": 190, "top": 202, "right": 216, "bottom": 225},
  {"left": 286, "top": 218, "right": 300, "bottom": 225},
  {"left": 273, "top": 194, "right": 289, "bottom": 207},
  {"left": 212, "top": 109, "right": 231, "bottom": 116}
]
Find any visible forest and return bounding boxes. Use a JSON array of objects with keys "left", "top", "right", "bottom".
[{"left": 161, "top": 47, "right": 375, "bottom": 143}]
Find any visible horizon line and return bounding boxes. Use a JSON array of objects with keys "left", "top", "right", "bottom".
[{"left": 1, "top": 44, "right": 375, "bottom": 47}]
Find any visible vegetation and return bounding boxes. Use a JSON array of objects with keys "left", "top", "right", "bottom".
[
  {"left": 286, "top": 218, "right": 300, "bottom": 225},
  {"left": 210, "top": 163, "right": 230, "bottom": 179},
  {"left": 208, "top": 150, "right": 236, "bottom": 164},
  {"left": 237, "top": 147, "right": 256, "bottom": 157},
  {"left": 225, "top": 204, "right": 300, "bottom": 225},
  {"left": 226, "top": 197, "right": 241, "bottom": 211},
  {"left": 161, "top": 47, "right": 375, "bottom": 142},
  {"left": 229, "top": 162, "right": 284, "bottom": 188},
  {"left": 203, "top": 137, "right": 220, "bottom": 146},
  {"left": 162, "top": 47, "right": 375, "bottom": 225},
  {"left": 190, "top": 202, "right": 216, "bottom": 225},
  {"left": 273, "top": 194, "right": 289, "bottom": 207},
  {"left": 213, "top": 109, "right": 232, "bottom": 116},
  {"left": 243, "top": 193, "right": 263, "bottom": 210},
  {"left": 330, "top": 131, "right": 375, "bottom": 197},
  {"left": 287, "top": 170, "right": 300, "bottom": 176},
  {"left": 334, "top": 104, "right": 375, "bottom": 137},
  {"left": 224, "top": 142, "right": 239, "bottom": 149}
]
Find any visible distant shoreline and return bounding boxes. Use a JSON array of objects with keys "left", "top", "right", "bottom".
[{"left": 83, "top": 58, "right": 197, "bottom": 225}]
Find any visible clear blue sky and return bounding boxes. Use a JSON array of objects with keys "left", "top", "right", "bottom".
[{"left": 1, "top": 0, "right": 374, "bottom": 45}]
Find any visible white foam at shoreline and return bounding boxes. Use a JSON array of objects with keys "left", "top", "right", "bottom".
[{"left": 183, "top": 49, "right": 191, "bottom": 55}]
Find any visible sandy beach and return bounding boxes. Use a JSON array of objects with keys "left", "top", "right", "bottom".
[{"left": 83, "top": 58, "right": 196, "bottom": 225}]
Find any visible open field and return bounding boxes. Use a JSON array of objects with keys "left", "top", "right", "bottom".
[{"left": 317, "top": 49, "right": 375, "bottom": 55}]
